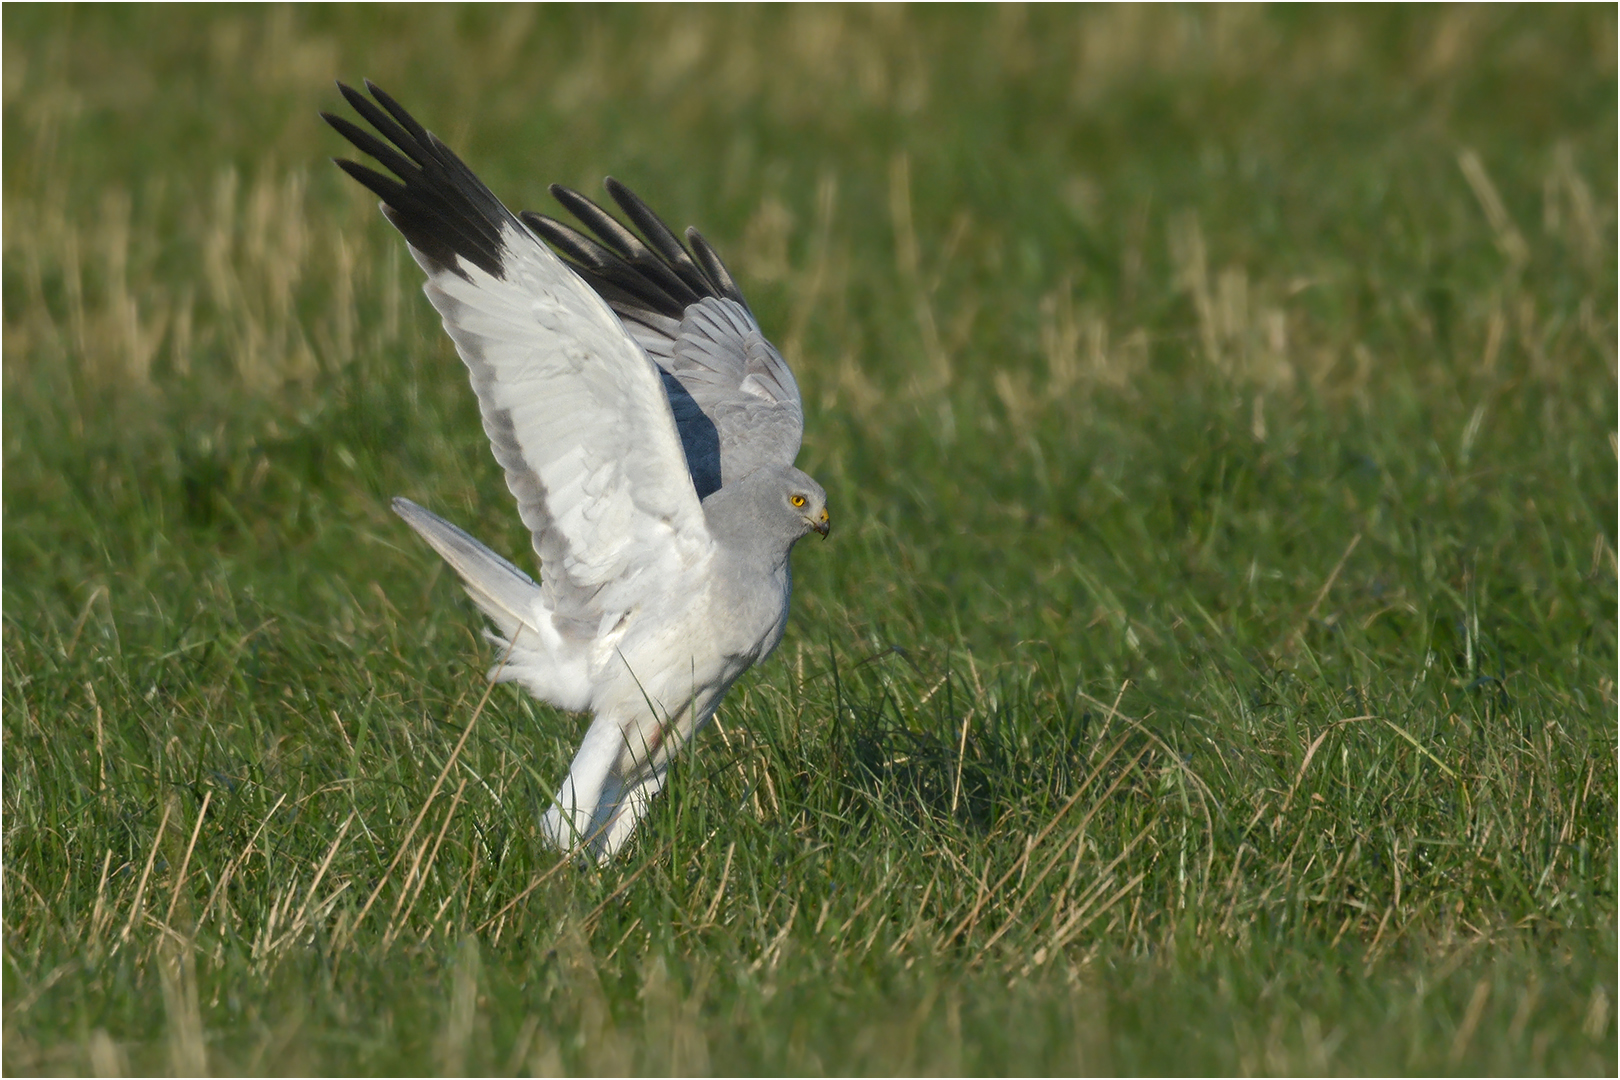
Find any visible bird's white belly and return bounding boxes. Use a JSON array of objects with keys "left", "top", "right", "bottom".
[{"left": 590, "top": 563, "right": 785, "bottom": 726}]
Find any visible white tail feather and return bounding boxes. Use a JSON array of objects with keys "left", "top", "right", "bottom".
[{"left": 391, "top": 497, "right": 541, "bottom": 643}]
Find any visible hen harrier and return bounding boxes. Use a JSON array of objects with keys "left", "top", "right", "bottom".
[{"left": 325, "top": 82, "right": 828, "bottom": 860}]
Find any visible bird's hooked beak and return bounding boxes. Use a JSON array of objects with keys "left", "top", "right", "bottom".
[{"left": 812, "top": 508, "right": 830, "bottom": 539}]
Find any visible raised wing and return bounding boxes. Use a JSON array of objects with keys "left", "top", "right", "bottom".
[
  {"left": 324, "top": 81, "right": 711, "bottom": 636},
  {"left": 524, "top": 182, "right": 803, "bottom": 500}
]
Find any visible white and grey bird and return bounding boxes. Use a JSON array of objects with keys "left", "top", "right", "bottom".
[{"left": 325, "top": 82, "right": 829, "bottom": 861}]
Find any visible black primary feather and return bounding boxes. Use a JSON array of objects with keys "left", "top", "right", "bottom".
[
  {"left": 520, "top": 209, "right": 693, "bottom": 318},
  {"left": 323, "top": 80, "right": 510, "bottom": 280},
  {"left": 326, "top": 81, "right": 753, "bottom": 327},
  {"left": 604, "top": 178, "right": 725, "bottom": 302},
  {"left": 532, "top": 180, "right": 754, "bottom": 325},
  {"left": 547, "top": 186, "right": 702, "bottom": 309},
  {"left": 685, "top": 228, "right": 750, "bottom": 311}
]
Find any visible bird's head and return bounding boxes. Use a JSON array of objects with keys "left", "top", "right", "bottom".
[
  {"left": 785, "top": 474, "right": 831, "bottom": 539},
  {"left": 710, "top": 464, "right": 830, "bottom": 549}
]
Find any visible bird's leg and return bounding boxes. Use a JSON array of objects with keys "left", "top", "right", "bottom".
[
  {"left": 543, "top": 717, "right": 627, "bottom": 852},
  {"left": 594, "top": 767, "right": 670, "bottom": 860}
]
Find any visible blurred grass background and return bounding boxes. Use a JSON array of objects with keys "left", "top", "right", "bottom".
[{"left": 3, "top": 5, "right": 1615, "bottom": 1075}]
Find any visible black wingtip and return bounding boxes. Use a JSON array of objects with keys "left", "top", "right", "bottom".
[
  {"left": 325, "top": 81, "right": 510, "bottom": 280},
  {"left": 329, "top": 82, "right": 755, "bottom": 318},
  {"left": 536, "top": 176, "right": 753, "bottom": 322},
  {"left": 335, "top": 79, "right": 371, "bottom": 114},
  {"left": 687, "top": 227, "right": 751, "bottom": 313}
]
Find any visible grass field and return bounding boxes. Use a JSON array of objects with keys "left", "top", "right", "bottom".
[{"left": 3, "top": 6, "right": 1615, "bottom": 1075}]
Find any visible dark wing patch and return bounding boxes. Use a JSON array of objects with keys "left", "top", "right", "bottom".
[
  {"left": 523, "top": 180, "right": 753, "bottom": 330},
  {"left": 322, "top": 80, "right": 513, "bottom": 280}
]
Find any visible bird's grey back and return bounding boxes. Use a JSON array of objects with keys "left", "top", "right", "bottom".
[
  {"left": 523, "top": 185, "right": 804, "bottom": 499},
  {"left": 649, "top": 297, "right": 801, "bottom": 498}
]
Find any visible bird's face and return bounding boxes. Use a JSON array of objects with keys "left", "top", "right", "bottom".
[{"left": 787, "top": 480, "right": 831, "bottom": 539}]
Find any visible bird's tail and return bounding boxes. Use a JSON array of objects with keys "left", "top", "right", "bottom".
[{"left": 391, "top": 497, "right": 541, "bottom": 644}]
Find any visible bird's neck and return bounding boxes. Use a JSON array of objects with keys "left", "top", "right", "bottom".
[{"left": 701, "top": 474, "right": 801, "bottom": 569}]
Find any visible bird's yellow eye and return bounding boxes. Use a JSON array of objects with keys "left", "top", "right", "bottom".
[{"left": 791, "top": 494, "right": 806, "bottom": 507}]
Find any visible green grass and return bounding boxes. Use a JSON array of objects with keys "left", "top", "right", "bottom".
[{"left": 3, "top": 5, "right": 1615, "bottom": 1075}]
